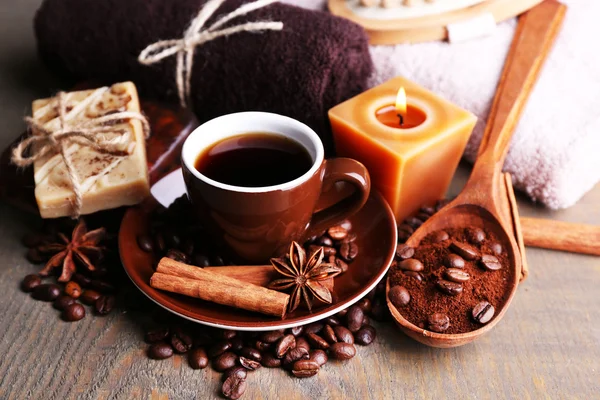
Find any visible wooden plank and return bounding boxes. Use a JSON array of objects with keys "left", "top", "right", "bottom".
[{"left": 0, "top": 1, "right": 599, "bottom": 399}]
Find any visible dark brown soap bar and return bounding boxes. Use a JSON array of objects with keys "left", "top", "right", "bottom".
[{"left": 0, "top": 99, "right": 197, "bottom": 215}]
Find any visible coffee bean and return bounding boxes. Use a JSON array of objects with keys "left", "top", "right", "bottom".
[
  {"left": 261, "top": 353, "right": 282, "bottom": 368},
  {"left": 304, "top": 322, "right": 324, "bottom": 335},
  {"left": 223, "top": 366, "right": 247, "bottom": 380},
  {"left": 346, "top": 305, "right": 364, "bottom": 332},
  {"left": 306, "top": 332, "right": 329, "bottom": 350},
  {"left": 148, "top": 342, "right": 174, "bottom": 359},
  {"left": 211, "top": 255, "right": 225, "bottom": 266},
  {"left": 342, "top": 232, "right": 357, "bottom": 244},
  {"left": 145, "top": 328, "right": 170, "bottom": 343},
  {"left": 489, "top": 242, "right": 503, "bottom": 255},
  {"left": 397, "top": 223, "right": 414, "bottom": 235},
  {"left": 355, "top": 325, "right": 377, "bottom": 346},
  {"left": 329, "top": 342, "right": 356, "bottom": 360},
  {"left": 137, "top": 234, "right": 154, "bottom": 252},
  {"left": 32, "top": 283, "right": 61, "bottom": 301},
  {"left": 336, "top": 308, "right": 348, "bottom": 318},
  {"left": 239, "top": 347, "right": 262, "bottom": 362},
  {"left": 193, "top": 254, "right": 210, "bottom": 268},
  {"left": 435, "top": 199, "right": 450, "bottom": 211},
  {"left": 94, "top": 295, "right": 116, "bottom": 316},
  {"left": 397, "top": 231, "right": 411, "bottom": 244},
  {"left": 398, "top": 258, "right": 424, "bottom": 272},
  {"left": 72, "top": 273, "right": 92, "bottom": 288},
  {"left": 62, "top": 303, "right": 85, "bottom": 322},
  {"left": 339, "top": 242, "right": 358, "bottom": 262},
  {"left": 222, "top": 375, "right": 247, "bottom": 400},
  {"left": 427, "top": 313, "right": 450, "bottom": 333},
  {"left": 362, "top": 315, "right": 370, "bottom": 327},
  {"left": 253, "top": 340, "right": 271, "bottom": 352},
  {"left": 153, "top": 233, "right": 166, "bottom": 253},
  {"left": 26, "top": 248, "right": 44, "bottom": 264},
  {"left": 388, "top": 285, "right": 410, "bottom": 307},
  {"left": 317, "top": 236, "right": 333, "bottom": 247},
  {"left": 355, "top": 298, "right": 372, "bottom": 314},
  {"left": 321, "top": 324, "right": 338, "bottom": 344},
  {"left": 239, "top": 356, "right": 261, "bottom": 371},
  {"left": 472, "top": 301, "right": 495, "bottom": 324},
  {"left": 333, "top": 326, "right": 354, "bottom": 344},
  {"left": 450, "top": 241, "right": 479, "bottom": 260},
  {"left": 213, "top": 351, "right": 238, "bottom": 371},
  {"left": 420, "top": 205, "right": 436, "bottom": 215},
  {"left": 275, "top": 334, "right": 296, "bottom": 358},
  {"left": 91, "top": 280, "right": 116, "bottom": 294},
  {"left": 405, "top": 217, "right": 423, "bottom": 229},
  {"left": 287, "top": 326, "right": 304, "bottom": 337},
  {"left": 295, "top": 337, "right": 311, "bottom": 353},
  {"left": 467, "top": 228, "right": 486, "bottom": 244},
  {"left": 260, "top": 330, "right": 284, "bottom": 344},
  {"left": 64, "top": 281, "right": 82, "bottom": 298},
  {"left": 369, "top": 297, "right": 391, "bottom": 322},
  {"left": 395, "top": 244, "right": 415, "bottom": 260},
  {"left": 480, "top": 254, "right": 502, "bottom": 271},
  {"left": 80, "top": 289, "right": 102, "bottom": 305},
  {"left": 292, "top": 360, "right": 320, "bottom": 378},
  {"left": 283, "top": 346, "right": 309, "bottom": 366},
  {"left": 327, "top": 225, "right": 348, "bottom": 241},
  {"left": 230, "top": 337, "right": 244, "bottom": 353},
  {"left": 436, "top": 280, "right": 463, "bottom": 296},
  {"left": 431, "top": 230, "right": 450, "bottom": 243},
  {"left": 188, "top": 348, "right": 209, "bottom": 369},
  {"left": 445, "top": 253, "right": 466, "bottom": 269},
  {"left": 333, "top": 257, "right": 349, "bottom": 273},
  {"left": 324, "top": 316, "right": 341, "bottom": 326},
  {"left": 21, "top": 274, "right": 41, "bottom": 292},
  {"left": 444, "top": 268, "right": 470, "bottom": 283},
  {"left": 309, "top": 349, "right": 328, "bottom": 366},
  {"left": 166, "top": 248, "right": 189, "bottom": 264},
  {"left": 403, "top": 271, "right": 423, "bottom": 282},
  {"left": 209, "top": 340, "right": 232, "bottom": 358},
  {"left": 170, "top": 328, "right": 193, "bottom": 353},
  {"left": 53, "top": 295, "right": 75, "bottom": 310},
  {"left": 218, "top": 329, "right": 238, "bottom": 341},
  {"left": 90, "top": 267, "right": 109, "bottom": 280}
]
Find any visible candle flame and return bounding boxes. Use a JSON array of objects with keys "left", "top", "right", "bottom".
[{"left": 395, "top": 87, "right": 407, "bottom": 117}]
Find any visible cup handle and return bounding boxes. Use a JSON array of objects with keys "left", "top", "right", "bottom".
[{"left": 306, "top": 158, "right": 371, "bottom": 238}]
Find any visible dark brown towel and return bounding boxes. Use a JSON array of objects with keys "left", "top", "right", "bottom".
[{"left": 34, "top": 0, "right": 373, "bottom": 153}]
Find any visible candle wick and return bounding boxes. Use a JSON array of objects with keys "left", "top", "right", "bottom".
[{"left": 397, "top": 114, "right": 404, "bottom": 127}]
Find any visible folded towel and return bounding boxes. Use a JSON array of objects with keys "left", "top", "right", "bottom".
[
  {"left": 287, "top": 0, "right": 598, "bottom": 210},
  {"left": 34, "top": 0, "right": 373, "bottom": 153}
]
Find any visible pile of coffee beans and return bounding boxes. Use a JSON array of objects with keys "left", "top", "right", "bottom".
[
  {"left": 145, "top": 299, "right": 378, "bottom": 399},
  {"left": 389, "top": 225, "right": 515, "bottom": 334},
  {"left": 20, "top": 214, "right": 123, "bottom": 322}
]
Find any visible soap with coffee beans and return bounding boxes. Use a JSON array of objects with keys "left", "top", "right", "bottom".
[{"left": 30, "top": 82, "right": 150, "bottom": 218}]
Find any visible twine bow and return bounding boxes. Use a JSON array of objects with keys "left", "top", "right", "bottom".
[
  {"left": 138, "top": 0, "right": 283, "bottom": 108},
  {"left": 11, "top": 89, "right": 150, "bottom": 218}
]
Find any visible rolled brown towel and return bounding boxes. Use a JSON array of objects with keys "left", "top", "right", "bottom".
[{"left": 34, "top": 0, "right": 373, "bottom": 153}]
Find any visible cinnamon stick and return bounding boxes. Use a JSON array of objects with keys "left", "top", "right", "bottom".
[
  {"left": 151, "top": 258, "right": 289, "bottom": 318},
  {"left": 205, "top": 265, "right": 335, "bottom": 292}
]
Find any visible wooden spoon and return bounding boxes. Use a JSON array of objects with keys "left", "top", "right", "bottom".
[{"left": 387, "top": 0, "right": 566, "bottom": 348}]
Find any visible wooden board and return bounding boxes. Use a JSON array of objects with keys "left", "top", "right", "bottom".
[{"left": 329, "top": 0, "right": 544, "bottom": 44}]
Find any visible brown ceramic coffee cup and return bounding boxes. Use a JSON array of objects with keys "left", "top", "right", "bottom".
[{"left": 181, "top": 112, "right": 370, "bottom": 263}]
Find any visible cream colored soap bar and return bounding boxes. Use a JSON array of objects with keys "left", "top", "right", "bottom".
[{"left": 32, "top": 82, "right": 150, "bottom": 218}]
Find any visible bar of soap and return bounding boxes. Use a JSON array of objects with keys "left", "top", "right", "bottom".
[{"left": 31, "top": 82, "right": 150, "bottom": 218}]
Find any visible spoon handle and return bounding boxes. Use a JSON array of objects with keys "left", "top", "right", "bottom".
[{"left": 472, "top": 1, "right": 566, "bottom": 180}]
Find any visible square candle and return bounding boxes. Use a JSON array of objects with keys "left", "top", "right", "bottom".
[{"left": 329, "top": 76, "right": 477, "bottom": 222}]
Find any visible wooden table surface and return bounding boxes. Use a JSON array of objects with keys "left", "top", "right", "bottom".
[{"left": 0, "top": 1, "right": 598, "bottom": 399}]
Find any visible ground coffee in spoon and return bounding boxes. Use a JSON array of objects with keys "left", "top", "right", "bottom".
[{"left": 389, "top": 227, "right": 515, "bottom": 334}]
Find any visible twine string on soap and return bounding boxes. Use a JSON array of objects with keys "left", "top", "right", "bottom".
[
  {"left": 11, "top": 88, "right": 150, "bottom": 218},
  {"left": 138, "top": 0, "right": 284, "bottom": 108}
]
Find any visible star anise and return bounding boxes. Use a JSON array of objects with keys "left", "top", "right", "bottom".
[
  {"left": 268, "top": 242, "right": 342, "bottom": 314},
  {"left": 38, "top": 219, "right": 105, "bottom": 282}
]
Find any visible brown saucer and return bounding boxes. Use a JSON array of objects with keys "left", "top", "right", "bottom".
[{"left": 119, "top": 182, "right": 397, "bottom": 331}]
